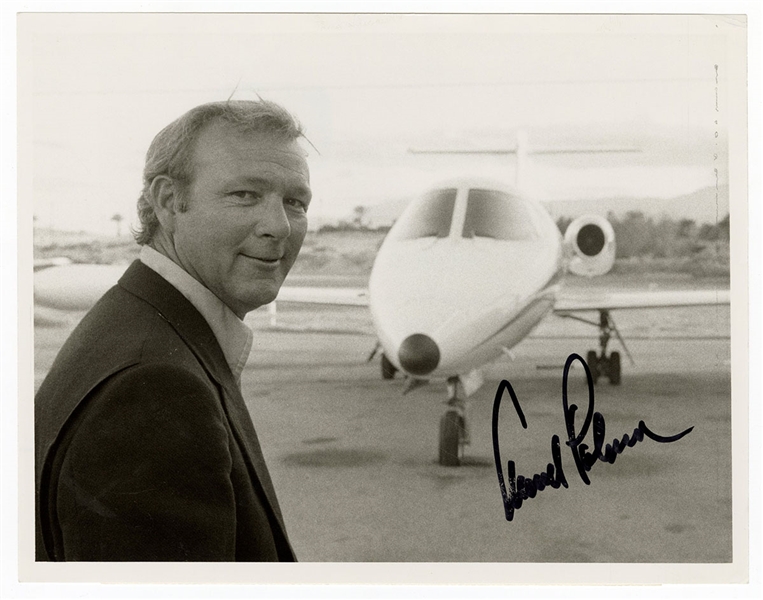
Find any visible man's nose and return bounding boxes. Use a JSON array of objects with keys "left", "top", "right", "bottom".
[{"left": 255, "top": 194, "right": 292, "bottom": 239}]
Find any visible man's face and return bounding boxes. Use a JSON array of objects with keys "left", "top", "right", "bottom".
[{"left": 170, "top": 121, "right": 311, "bottom": 318}]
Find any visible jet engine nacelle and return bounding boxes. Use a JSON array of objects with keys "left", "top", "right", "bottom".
[{"left": 564, "top": 215, "right": 616, "bottom": 277}]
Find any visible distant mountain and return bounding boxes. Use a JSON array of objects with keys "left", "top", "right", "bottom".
[
  {"left": 355, "top": 185, "right": 729, "bottom": 229},
  {"left": 543, "top": 185, "right": 729, "bottom": 225}
]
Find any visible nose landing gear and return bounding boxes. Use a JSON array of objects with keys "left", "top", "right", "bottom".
[
  {"left": 439, "top": 376, "right": 470, "bottom": 466},
  {"left": 439, "top": 410, "right": 465, "bottom": 466}
]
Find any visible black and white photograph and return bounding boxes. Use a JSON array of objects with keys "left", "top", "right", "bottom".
[{"left": 9, "top": 7, "right": 755, "bottom": 591}]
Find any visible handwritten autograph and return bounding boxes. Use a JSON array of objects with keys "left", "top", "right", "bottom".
[{"left": 492, "top": 353, "right": 693, "bottom": 522}]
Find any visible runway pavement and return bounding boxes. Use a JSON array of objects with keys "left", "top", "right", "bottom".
[{"left": 32, "top": 294, "right": 733, "bottom": 563}]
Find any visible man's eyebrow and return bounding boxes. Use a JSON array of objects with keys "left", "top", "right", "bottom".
[
  {"left": 232, "top": 176, "right": 271, "bottom": 188},
  {"left": 234, "top": 176, "right": 312, "bottom": 198}
]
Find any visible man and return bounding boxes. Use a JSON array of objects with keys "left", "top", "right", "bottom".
[{"left": 35, "top": 100, "right": 312, "bottom": 561}]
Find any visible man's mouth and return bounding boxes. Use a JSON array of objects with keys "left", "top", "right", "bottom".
[{"left": 241, "top": 253, "right": 282, "bottom": 265}]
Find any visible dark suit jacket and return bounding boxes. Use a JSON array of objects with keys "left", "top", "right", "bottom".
[{"left": 35, "top": 260, "right": 295, "bottom": 561}]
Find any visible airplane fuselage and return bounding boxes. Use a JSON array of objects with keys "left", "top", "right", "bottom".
[{"left": 368, "top": 178, "right": 563, "bottom": 381}]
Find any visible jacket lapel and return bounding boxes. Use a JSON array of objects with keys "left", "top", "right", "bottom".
[{"left": 118, "top": 261, "right": 293, "bottom": 548}]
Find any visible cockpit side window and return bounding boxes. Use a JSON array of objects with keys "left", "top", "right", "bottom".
[
  {"left": 462, "top": 189, "right": 539, "bottom": 240},
  {"left": 392, "top": 188, "right": 457, "bottom": 240}
]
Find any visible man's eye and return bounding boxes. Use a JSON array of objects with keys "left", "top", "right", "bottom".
[
  {"left": 284, "top": 198, "right": 307, "bottom": 212},
  {"left": 231, "top": 190, "right": 260, "bottom": 201}
]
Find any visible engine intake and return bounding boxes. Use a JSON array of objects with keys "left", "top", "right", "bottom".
[{"left": 564, "top": 215, "right": 616, "bottom": 277}]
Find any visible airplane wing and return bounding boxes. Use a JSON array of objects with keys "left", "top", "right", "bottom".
[
  {"left": 35, "top": 263, "right": 129, "bottom": 311},
  {"left": 552, "top": 287, "right": 730, "bottom": 375},
  {"left": 553, "top": 288, "right": 730, "bottom": 313},
  {"left": 276, "top": 286, "right": 370, "bottom": 306},
  {"left": 34, "top": 257, "right": 73, "bottom": 271},
  {"left": 34, "top": 262, "right": 370, "bottom": 312}
]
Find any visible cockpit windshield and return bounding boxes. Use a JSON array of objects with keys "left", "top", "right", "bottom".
[
  {"left": 392, "top": 188, "right": 457, "bottom": 240},
  {"left": 462, "top": 189, "right": 538, "bottom": 240}
]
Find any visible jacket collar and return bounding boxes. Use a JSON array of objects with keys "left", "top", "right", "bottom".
[
  {"left": 119, "top": 260, "right": 231, "bottom": 385},
  {"left": 139, "top": 246, "right": 252, "bottom": 383}
]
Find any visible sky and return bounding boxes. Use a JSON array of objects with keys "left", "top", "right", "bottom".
[{"left": 18, "top": 13, "right": 745, "bottom": 234}]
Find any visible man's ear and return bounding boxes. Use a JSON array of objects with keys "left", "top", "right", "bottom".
[{"left": 149, "top": 176, "right": 180, "bottom": 234}]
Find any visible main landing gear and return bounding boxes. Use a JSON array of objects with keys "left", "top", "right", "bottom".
[
  {"left": 586, "top": 349, "right": 620, "bottom": 386},
  {"left": 439, "top": 376, "right": 469, "bottom": 466},
  {"left": 381, "top": 353, "right": 397, "bottom": 380},
  {"left": 582, "top": 309, "right": 633, "bottom": 385},
  {"left": 560, "top": 309, "right": 632, "bottom": 385},
  {"left": 367, "top": 342, "right": 398, "bottom": 380}
]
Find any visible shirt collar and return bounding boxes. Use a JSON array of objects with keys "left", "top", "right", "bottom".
[{"left": 140, "top": 245, "right": 253, "bottom": 382}]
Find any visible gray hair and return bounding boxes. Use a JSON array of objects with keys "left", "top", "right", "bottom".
[{"left": 133, "top": 99, "right": 304, "bottom": 245}]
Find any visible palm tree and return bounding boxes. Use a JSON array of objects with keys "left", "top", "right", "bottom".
[
  {"left": 111, "top": 213, "right": 124, "bottom": 237},
  {"left": 352, "top": 205, "right": 368, "bottom": 230}
]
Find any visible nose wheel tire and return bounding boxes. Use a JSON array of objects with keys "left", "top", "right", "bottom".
[
  {"left": 380, "top": 353, "right": 397, "bottom": 380},
  {"left": 439, "top": 410, "right": 465, "bottom": 466}
]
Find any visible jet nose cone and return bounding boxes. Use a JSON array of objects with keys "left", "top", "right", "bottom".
[{"left": 398, "top": 334, "right": 440, "bottom": 376}]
